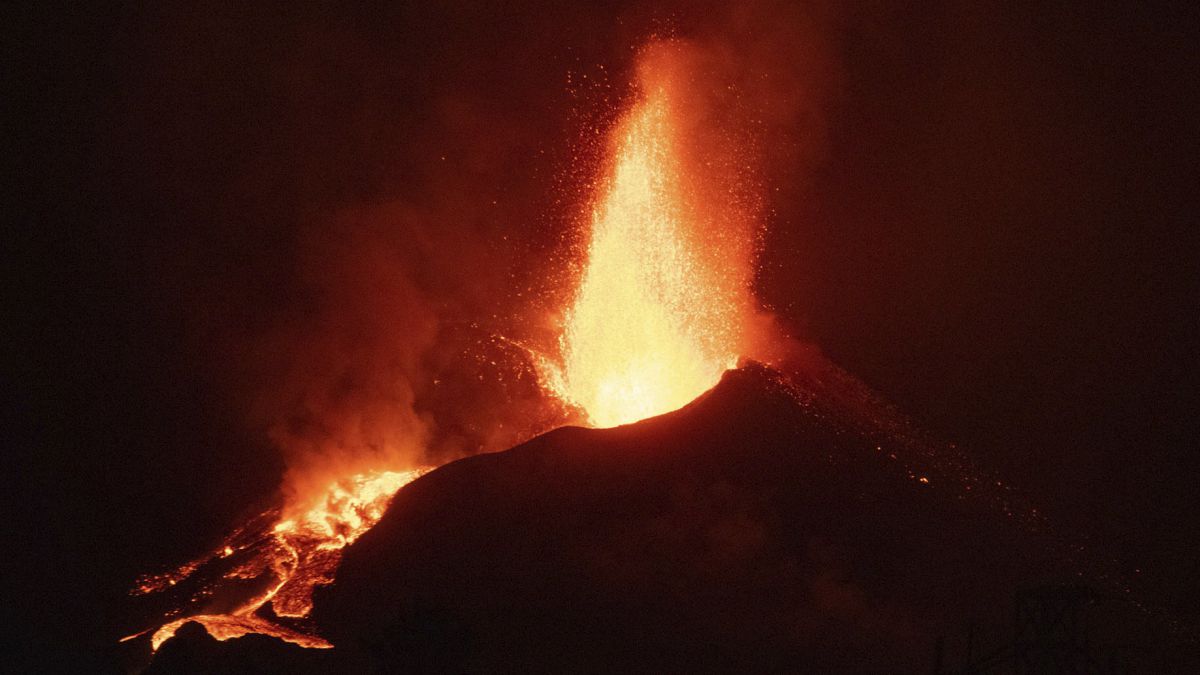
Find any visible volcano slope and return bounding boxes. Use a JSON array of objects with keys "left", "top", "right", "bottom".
[
  {"left": 302, "top": 359, "right": 1176, "bottom": 673},
  {"left": 145, "top": 359, "right": 1192, "bottom": 673}
]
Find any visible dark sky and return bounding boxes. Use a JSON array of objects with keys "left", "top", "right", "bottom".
[{"left": 6, "top": 0, "right": 1197, "bottom": 666}]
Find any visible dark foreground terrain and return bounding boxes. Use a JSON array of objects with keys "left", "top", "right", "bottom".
[{"left": 144, "top": 360, "right": 1194, "bottom": 673}]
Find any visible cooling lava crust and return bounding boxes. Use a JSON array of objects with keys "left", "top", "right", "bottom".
[{"left": 311, "top": 360, "right": 1074, "bottom": 672}]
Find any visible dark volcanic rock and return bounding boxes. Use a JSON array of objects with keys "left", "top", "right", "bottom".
[{"left": 314, "top": 361, "right": 1104, "bottom": 672}]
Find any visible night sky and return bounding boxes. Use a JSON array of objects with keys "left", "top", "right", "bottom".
[{"left": 6, "top": 1, "right": 1197, "bottom": 667}]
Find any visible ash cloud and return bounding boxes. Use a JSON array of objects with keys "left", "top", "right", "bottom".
[{"left": 240, "top": 214, "right": 439, "bottom": 506}]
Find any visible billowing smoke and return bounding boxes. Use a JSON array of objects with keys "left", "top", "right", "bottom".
[{"left": 240, "top": 214, "right": 438, "bottom": 509}]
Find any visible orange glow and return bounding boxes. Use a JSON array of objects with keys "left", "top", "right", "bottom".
[
  {"left": 150, "top": 614, "right": 332, "bottom": 651},
  {"left": 131, "top": 468, "right": 424, "bottom": 651},
  {"left": 268, "top": 468, "right": 422, "bottom": 618},
  {"left": 544, "top": 51, "right": 750, "bottom": 427}
]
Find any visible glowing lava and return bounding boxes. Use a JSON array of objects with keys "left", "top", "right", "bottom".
[
  {"left": 130, "top": 468, "right": 425, "bottom": 651},
  {"left": 546, "top": 58, "right": 749, "bottom": 427}
]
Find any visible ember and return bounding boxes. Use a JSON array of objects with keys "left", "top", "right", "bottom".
[{"left": 542, "top": 45, "right": 754, "bottom": 427}]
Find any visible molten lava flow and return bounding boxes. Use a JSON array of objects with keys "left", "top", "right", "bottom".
[
  {"left": 129, "top": 468, "right": 424, "bottom": 651},
  {"left": 148, "top": 614, "right": 332, "bottom": 652},
  {"left": 545, "top": 65, "right": 748, "bottom": 427}
]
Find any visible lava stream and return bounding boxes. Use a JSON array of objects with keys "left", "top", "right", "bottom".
[{"left": 129, "top": 468, "right": 425, "bottom": 651}]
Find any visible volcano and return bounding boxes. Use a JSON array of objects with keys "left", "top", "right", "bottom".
[
  {"left": 98, "top": 33, "right": 1194, "bottom": 675},
  {"left": 140, "top": 357, "right": 1190, "bottom": 672}
]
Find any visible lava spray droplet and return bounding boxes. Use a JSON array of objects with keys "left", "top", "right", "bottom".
[{"left": 547, "top": 49, "right": 753, "bottom": 427}]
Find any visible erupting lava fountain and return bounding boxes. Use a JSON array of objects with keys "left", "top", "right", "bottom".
[{"left": 542, "top": 44, "right": 757, "bottom": 427}]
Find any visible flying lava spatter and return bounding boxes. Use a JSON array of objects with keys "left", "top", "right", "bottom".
[{"left": 543, "top": 51, "right": 750, "bottom": 427}]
